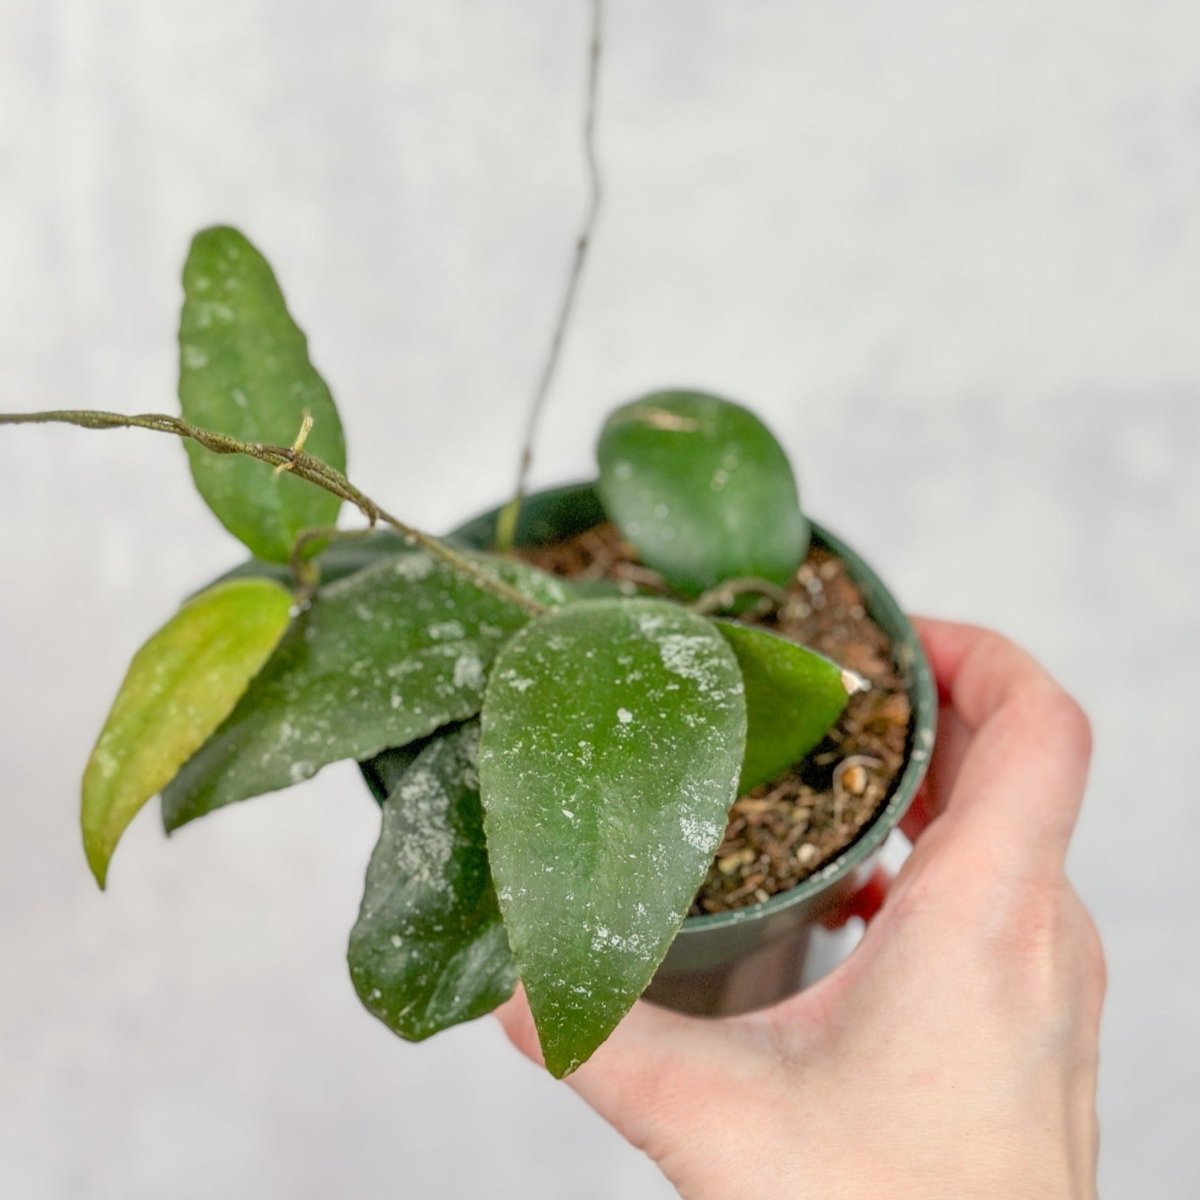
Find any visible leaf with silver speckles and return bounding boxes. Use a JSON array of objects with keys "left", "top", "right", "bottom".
[
  {"left": 348, "top": 722, "right": 516, "bottom": 1041},
  {"left": 479, "top": 598, "right": 746, "bottom": 1077},
  {"left": 179, "top": 226, "right": 346, "bottom": 562},
  {"left": 162, "top": 553, "right": 569, "bottom": 830}
]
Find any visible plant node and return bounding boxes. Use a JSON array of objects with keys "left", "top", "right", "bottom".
[
  {"left": 0, "top": 408, "right": 547, "bottom": 618},
  {"left": 274, "top": 410, "right": 314, "bottom": 476}
]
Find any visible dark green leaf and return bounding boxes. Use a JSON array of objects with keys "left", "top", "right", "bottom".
[
  {"left": 450, "top": 482, "right": 608, "bottom": 554},
  {"left": 179, "top": 226, "right": 347, "bottom": 562},
  {"left": 211, "top": 530, "right": 414, "bottom": 592},
  {"left": 81, "top": 579, "right": 292, "bottom": 888},
  {"left": 714, "top": 619, "right": 855, "bottom": 793},
  {"left": 162, "top": 553, "right": 569, "bottom": 830},
  {"left": 596, "top": 391, "right": 809, "bottom": 596},
  {"left": 348, "top": 723, "right": 516, "bottom": 1040},
  {"left": 208, "top": 534, "right": 632, "bottom": 600},
  {"left": 360, "top": 740, "right": 426, "bottom": 806},
  {"left": 210, "top": 483, "right": 612, "bottom": 595},
  {"left": 478, "top": 598, "right": 746, "bottom": 1077}
]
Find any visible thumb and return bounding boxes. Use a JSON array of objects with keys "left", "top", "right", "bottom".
[{"left": 494, "top": 986, "right": 746, "bottom": 1144}]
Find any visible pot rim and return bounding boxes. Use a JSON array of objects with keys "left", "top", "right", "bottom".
[
  {"left": 451, "top": 480, "right": 938, "bottom": 936},
  {"left": 678, "top": 517, "right": 935, "bottom": 933}
]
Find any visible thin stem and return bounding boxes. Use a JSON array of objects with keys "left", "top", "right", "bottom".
[
  {"left": 288, "top": 524, "right": 377, "bottom": 603},
  {"left": 495, "top": 0, "right": 605, "bottom": 552},
  {"left": 691, "top": 577, "right": 791, "bottom": 617},
  {"left": 0, "top": 409, "right": 547, "bottom": 618}
]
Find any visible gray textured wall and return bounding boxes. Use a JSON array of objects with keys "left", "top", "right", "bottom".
[{"left": 2, "top": 2, "right": 1197, "bottom": 1196}]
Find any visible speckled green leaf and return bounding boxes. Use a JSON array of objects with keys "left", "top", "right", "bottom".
[
  {"left": 161, "top": 553, "right": 569, "bottom": 830},
  {"left": 82, "top": 579, "right": 292, "bottom": 888},
  {"left": 596, "top": 391, "right": 809, "bottom": 597},
  {"left": 714, "top": 620, "right": 854, "bottom": 793},
  {"left": 179, "top": 226, "right": 346, "bottom": 562},
  {"left": 349, "top": 723, "right": 516, "bottom": 1041},
  {"left": 478, "top": 598, "right": 746, "bottom": 1077}
]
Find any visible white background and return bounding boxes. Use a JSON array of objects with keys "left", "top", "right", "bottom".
[{"left": 2, "top": 2, "right": 1198, "bottom": 1196}]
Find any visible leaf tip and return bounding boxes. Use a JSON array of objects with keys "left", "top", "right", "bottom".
[
  {"left": 188, "top": 223, "right": 251, "bottom": 255},
  {"left": 81, "top": 770, "right": 113, "bottom": 889},
  {"left": 538, "top": 1029, "right": 589, "bottom": 1079},
  {"left": 160, "top": 792, "right": 190, "bottom": 836},
  {"left": 546, "top": 1056, "right": 579, "bottom": 1081},
  {"left": 82, "top": 831, "right": 110, "bottom": 891}
]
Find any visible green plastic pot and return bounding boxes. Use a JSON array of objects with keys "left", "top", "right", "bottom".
[{"left": 361, "top": 482, "right": 937, "bottom": 1017}]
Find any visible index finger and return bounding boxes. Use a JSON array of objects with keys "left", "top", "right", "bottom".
[{"left": 907, "top": 617, "right": 1093, "bottom": 871}]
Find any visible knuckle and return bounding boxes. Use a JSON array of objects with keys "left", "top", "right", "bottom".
[
  {"left": 962, "top": 626, "right": 1039, "bottom": 711},
  {"left": 1079, "top": 909, "right": 1108, "bottom": 1000},
  {"left": 971, "top": 626, "right": 1022, "bottom": 673},
  {"left": 1008, "top": 884, "right": 1071, "bottom": 958},
  {"left": 1005, "top": 683, "right": 1092, "bottom": 761},
  {"left": 965, "top": 627, "right": 1093, "bottom": 763},
  {"left": 1046, "top": 690, "right": 1094, "bottom": 759},
  {"left": 1004, "top": 885, "right": 1107, "bottom": 1015}
]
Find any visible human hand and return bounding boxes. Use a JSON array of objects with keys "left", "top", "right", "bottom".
[{"left": 496, "top": 618, "right": 1105, "bottom": 1200}]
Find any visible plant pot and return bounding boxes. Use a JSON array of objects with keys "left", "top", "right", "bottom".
[{"left": 362, "top": 482, "right": 937, "bottom": 1017}]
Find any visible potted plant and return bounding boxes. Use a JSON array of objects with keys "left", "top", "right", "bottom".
[{"left": 2, "top": 226, "right": 934, "bottom": 1080}]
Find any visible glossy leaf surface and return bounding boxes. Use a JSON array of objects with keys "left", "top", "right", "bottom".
[
  {"left": 714, "top": 619, "right": 852, "bottom": 793},
  {"left": 162, "top": 553, "right": 568, "bottom": 830},
  {"left": 179, "top": 225, "right": 346, "bottom": 562},
  {"left": 479, "top": 598, "right": 746, "bottom": 1076},
  {"left": 82, "top": 579, "right": 292, "bottom": 887},
  {"left": 348, "top": 723, "right": 517, "bottom": 1040},
  {"left": 596, "top": 391, "right": 808, "bottom": 596}
]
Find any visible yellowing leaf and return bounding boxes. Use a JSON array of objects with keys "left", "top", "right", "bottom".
[
  {"left": 161, "top": 553, "right": 570, "bottom": 831},
  {"left": 81, "top": 578, "right": 293, "bottom": 887}
]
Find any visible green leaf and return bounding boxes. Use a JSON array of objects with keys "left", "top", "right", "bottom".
[
  {"left": 596, "top": 391, "right": 809, "bottom": 597},
  {"left": 714, "top": 619, "right": 854, "bottom": 793},
  {"left": 348, "top": 723, "right": 517, "bottom": 1040},
  {"left": 210, "top": 483, "right": 612, "bottom": 594},
  {"left": 82, "top": 579, "right": 292, "bottom": 888},
  {"left": 161, "top": 553, "right": 569, "bottom": 830},
  {"left": 211, "top": 530, "right": 415, "bottom": 592},
  {"left": 179, "top": 226, "right": 347, "bottom": 562},
  {"left": 478, "top": 598, "right": 746, "bottom": 1077}
]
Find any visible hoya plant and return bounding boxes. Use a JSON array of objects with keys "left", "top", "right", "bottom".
[{"left": 2, "top": 226, "right": 863, "bottom": 1078}]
